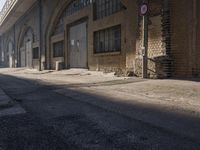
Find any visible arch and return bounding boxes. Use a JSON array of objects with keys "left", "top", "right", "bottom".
[
  {"left": 45, "top": 0, "right": 126, "bottom": 69},
  {"left": 46, "top": 0, "right": 93, "bottom": 37},
  {"left": 4, "top": 38, "right": 14, "bottom": 68},
  {"left": 45, "top": 0, "right": 93, "bottom": 69},
  {"left": 17, "top": 26, "right": 35, "bottom": 67},
  {"left": 45, "top": 0, "right": 71, "bottom": 69},
  {"left": 18, "top": 26, "right": 34, "bottom": 49}
]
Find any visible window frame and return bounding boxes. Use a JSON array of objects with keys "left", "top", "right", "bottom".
[
  {"left": 94, "top": 25, "right": 121, "bottom": 54},
  {"left": 53, "top": 41, "right": 64, "bottom": 58},
  {"left": 32, "top": 47, "right": 39, "bottom": 59},
  {"left": 93, "top": 0, "right": 125, "bottom": 20}
]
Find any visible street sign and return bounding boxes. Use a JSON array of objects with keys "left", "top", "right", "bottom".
[
  {"left": 140, "top": 3, "right": 148, "bottom": 16},
  {"left": 140, "top": 3, "right": 149, "bottom": 78}
]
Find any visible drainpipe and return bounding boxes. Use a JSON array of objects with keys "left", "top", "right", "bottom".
[
  {"left": 14, "top": 24, "right": 16, "bottom": 68},
  {"left": 38, "top": 0, "right": 42, "bottom": 71},
  {"left": 192, "top": 0, "right": 197, "bottom": 76},
  {"left": 162, "top": 0, "right": 172, "bottom": 77}
]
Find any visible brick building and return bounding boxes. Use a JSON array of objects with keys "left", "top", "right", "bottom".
[{"left": 0, "top": 0, "right": 199, "bottom": 78}]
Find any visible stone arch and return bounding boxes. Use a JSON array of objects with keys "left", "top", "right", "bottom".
[
  {"left": 3, "top": 37, "right": 14, "bottom": 68},
  {"left": 45, "top": 0, "right": 125, "bottom": 69},
  {"left": 17, "top": 26, "right": 35, "bottom": 67},
  {"left": 45, "top": 0, "right": 94, "bottom": 69},
  {"left": 45, "top": 0, "right": 73, "bottom": 69}
]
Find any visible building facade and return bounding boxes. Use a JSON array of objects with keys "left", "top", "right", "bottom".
[{"left": 0, "top": 0, "right": 199, "bottom": 78}]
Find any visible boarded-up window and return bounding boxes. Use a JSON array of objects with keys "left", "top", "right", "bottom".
[
  {"left": 53, "top": 41, "right": 64, "bottom": 57},
  {"left": 33, "top": 47, "right": 39, "bottom": 59},
  {"left": 94, "top": 25, "right": 121, "bottom": 53},
  {"left": 94, "top": 0, "right": 125, "bottom": 20}
]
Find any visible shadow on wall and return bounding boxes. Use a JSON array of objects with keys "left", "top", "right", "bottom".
[{"left": 0, "top": 74, "right": 200, "bottom": 144}]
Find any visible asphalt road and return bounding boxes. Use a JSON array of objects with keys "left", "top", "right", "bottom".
[{"left": 0, "top": 74, "right": 200, "bottom": 150}]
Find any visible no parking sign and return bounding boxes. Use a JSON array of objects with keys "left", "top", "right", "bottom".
[{"left": 140, "top": 3, "right": 148, "bottom": 16}]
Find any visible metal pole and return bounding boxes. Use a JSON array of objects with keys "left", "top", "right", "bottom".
[
  {"left": 142, "top": 3, "right": 149, "bottom": 78},
  {"left": 14, "top": 24, "right": 16, "bottom": 68},
  {"left": 38, "top": 0, "right": 42, "bottom": 71}
]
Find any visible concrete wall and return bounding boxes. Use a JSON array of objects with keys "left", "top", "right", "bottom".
[
  {"left": 0, "top": 28, "right": 15, "bottom": 67},
  {"left": 0, "top": 2, "right": 40, "bottom": 69}
]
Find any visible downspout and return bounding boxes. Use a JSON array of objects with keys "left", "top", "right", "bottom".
[
  {"left": 14, "top": 23, "right": 16, "bottom": 67},
  {"left": 162, "top": 0, "right": 172, "bottom": 77},
  {"left": 38, "top": 0, "right": 42, "bottom": 71},
  {"left": 192, "top": 0, "right": 197, "bottom": 76}
]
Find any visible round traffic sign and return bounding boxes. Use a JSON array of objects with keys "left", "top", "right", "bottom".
[{"left": 140, "top": 4, "right": 148, "bottom": 16}]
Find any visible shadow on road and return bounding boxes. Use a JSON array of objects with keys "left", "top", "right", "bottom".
[{"left": 0, "top": 74, "right": 200, "bottom": 149}]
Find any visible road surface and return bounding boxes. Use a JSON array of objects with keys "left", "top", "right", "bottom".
[{"left": 0, "top": 74, "right": 199, "bottom": 150}]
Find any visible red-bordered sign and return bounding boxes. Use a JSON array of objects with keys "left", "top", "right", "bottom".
[{"left": 140, "top": 3, "right": 148, "bottom": 16}]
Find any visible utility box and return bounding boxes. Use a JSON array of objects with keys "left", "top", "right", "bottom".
[{"left": 55, "top": 61, "right": 64, "bottom": 71}]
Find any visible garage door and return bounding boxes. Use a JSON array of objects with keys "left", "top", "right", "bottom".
[
  {"left": 69, "top": 21, "right": 87, "bottom": 68},
  {"left": 20, "top": 47, "right": 26, "bottom": 67},
  {"left": 26, "top": 40, "right": 32, "bottom": 68}
]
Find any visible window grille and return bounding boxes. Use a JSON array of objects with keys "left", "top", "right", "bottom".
[
  {"left": 54, "top": 0, "right": 93, "bottom": 35},
  {"left": 33, "top": 47, "right": 39, "bottom": 59},
  {"left": 94, "top": 25, "right": 121, "bottom": 53},
  {"left": 94, "top": 0, "right": 125, "bottom": 20},
  {"left": 65, "top": 0, "right": 93, "bottom": 16},
  {"left": 53, "top": 41, "right": 64, "bottom": 57}
]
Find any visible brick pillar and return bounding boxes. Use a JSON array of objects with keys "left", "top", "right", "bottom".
[{"left": 135, "top": 0, "right": 172, "bottom": 78}]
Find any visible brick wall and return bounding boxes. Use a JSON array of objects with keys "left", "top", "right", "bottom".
[
  {"left": 170, "top": 0, "right": 193, "bottom": 77},
  {"left": 197, "top": 1, "right": 200, "bottom": 76},
  {"left": 135, "top": 0, "right": 168, "bottom": 78}
]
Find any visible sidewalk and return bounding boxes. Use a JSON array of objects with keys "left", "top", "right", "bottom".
[{"left": 1, "top": 68, "right": 200, "bottom": 114}]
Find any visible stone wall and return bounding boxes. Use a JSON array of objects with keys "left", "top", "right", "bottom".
[
  {"left": 44, "top": 0, "right": 137, "bottom": 75},
  {"left": 0, "top": 2, "right": 40, "bottom": 69},
  {"left": 1, "top": 28, "right": 15, "bottom": 67}
]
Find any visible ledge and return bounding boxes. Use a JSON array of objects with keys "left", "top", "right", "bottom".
[{"left": 93, "top": 51, "right": 121, "bottom": 57}]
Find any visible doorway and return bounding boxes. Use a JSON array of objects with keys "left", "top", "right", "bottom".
[
  {"left": 69, "top": 21, "right": 87, "bottom": 68},
  {"left": 20, "top": 47, "right": 26, "bottom": 67},
  {"left": 8, "top": 42, "right": 13, "bottom": 68},
  {"left": 26, "top": 40, "right": 32, "bottom": 68}
]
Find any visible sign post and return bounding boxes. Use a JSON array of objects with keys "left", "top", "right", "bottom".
[{"left": 140, "top": 3, "right": 149, "bottom": 78}]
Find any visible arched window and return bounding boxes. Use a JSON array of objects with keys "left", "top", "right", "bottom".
[
  {"left": 94, "top": 0, "right": 126, "bottom": 20},
  {"left": 65, "top": 0, "right": 93, "bottom": 16},
  {"left": 53, "top": 0, "right": 125, "bottom": 34},
  {"left": 53, "top": 0, "right": 93, "bottom": 35}
]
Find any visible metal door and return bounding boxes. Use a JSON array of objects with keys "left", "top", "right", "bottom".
[
  {"left": 20, "top": 47, "right": 26, "bottom": 67},
  {"left": 69, "top": 21, "right": 87, "bottom": 68},
  {"left": 26, "top": 41, "right": 32, "bottom": 68}
]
